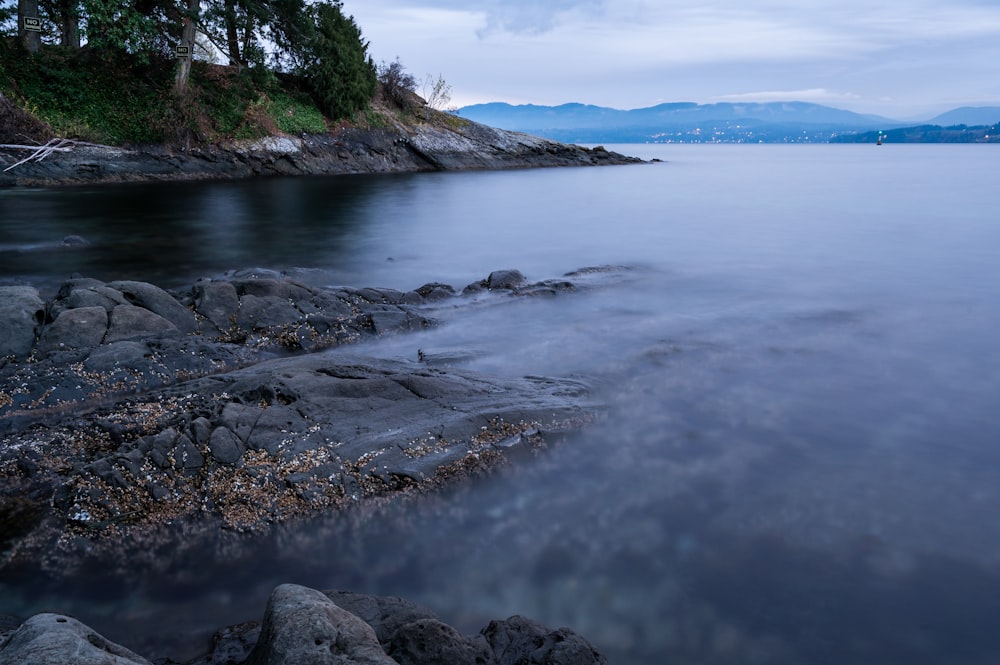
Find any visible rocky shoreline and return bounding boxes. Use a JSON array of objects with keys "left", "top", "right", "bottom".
[
  {"left": 0, "top": 583, "right": 607, "bottom": 664},
  {"left": 1, "top": 267, "right": 603, "bottom": 565},
  {"left": 0, "top": 112, "right": 642, "bottom": 187},
  {"left": 0, "top": 266, "right": 613, "bottom": 663}
]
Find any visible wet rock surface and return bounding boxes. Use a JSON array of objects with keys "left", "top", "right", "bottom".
[
  {"left": 0, "top": 116, "right": 643, "bottom": 188},
  {"left": 0, "top": 268, "right": 600, "bottom": 568},
  {"left": 0, "top": 584, "right": 607, "bottom": 665}
]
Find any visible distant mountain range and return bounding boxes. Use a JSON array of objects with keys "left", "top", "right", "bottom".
[{"left": 456, "top": 102, "right": 1000, "bottom": 144}]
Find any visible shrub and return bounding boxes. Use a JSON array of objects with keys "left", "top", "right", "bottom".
[{"left": 377, "top": 58, "right": 417, "bottom": 112}]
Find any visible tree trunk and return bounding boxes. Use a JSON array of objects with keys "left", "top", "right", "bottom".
[
  {"left": 223, "top": 0, "right": 241, "bottom": 65},
  {"left": 241, "top": 16, "right": 254, "bottom": 64},
  {"left": 174, "top": 0, "right": 200, "bottom": 94},
  {"left": 59, "top": 0, "right": 80, "bottom": 48},
  {"left": 18, "top": 0, "right": 41, "bottom": 53}
]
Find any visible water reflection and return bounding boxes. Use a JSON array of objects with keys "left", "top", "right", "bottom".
[{"left": 0, "top": 174, "right": 396, "bottom": 288}]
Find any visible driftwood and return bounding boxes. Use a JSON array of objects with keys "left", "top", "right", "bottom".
[{"left": 1, "top": 138, "right": 117, "bottom": 172}]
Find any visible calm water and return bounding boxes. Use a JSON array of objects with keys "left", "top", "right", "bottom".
[{"left": 2, "top": 145, "right": 1000, "bottom": 664}]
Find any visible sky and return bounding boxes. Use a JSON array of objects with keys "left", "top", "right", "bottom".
[{"left": 342, "top": 0, "right": 1000, "bottom": 120}]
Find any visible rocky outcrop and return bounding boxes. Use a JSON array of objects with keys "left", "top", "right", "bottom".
[
  {"left": 0, "top": 585, "right": 607, "bottom": 665},
  {"left": 0, "top": 268, "right": 596, "bottom": 566},
  {"left": 0, "top": 114, "right": 642, "bottom": 187}
]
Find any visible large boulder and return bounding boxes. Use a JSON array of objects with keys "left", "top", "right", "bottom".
[
  {"left": 37, "top": 306, "right": 108, "bottom": 354},
  {"left": 0, "top": 286, "right": 44, "bottom": 357},
  {"left": 107, "top": 280, "right": 198, "bottom": 333},
  {"left": 192, "top": 279, "right": 239, "bottom": 331},
  {"left": 246, "top": 584, "right": 398, "bottom": 665},
  {"left": 0, "top": 613, "right": 152, "bottom": 665},
  {"left": 105, "top": 303, "right": 181, "bottom": 342},
  {"left": 486, "top": 269, "right": 526, "bottom": 290}
]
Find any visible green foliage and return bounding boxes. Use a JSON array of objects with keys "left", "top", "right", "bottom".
[
  {"left": 295, "top": 1, "right": 376, "bottom": 120},
  {"left": 270, "top": 92, "right": 326, "bottom": 133},
  {"left": 197, "top": 0, "right": 271, "bottom": 66},
  {"left": 1, "top": 36, "right": 335, "bottom": 144},
  {"left": 267, "top": 0, "right": 314, "bottom": 70},
  {"left": 80, "top": 0, "right": 171, "bottom": 61},
  {"left": 188, "top": 63, "right": 261, "bottom": 135},
  {"left": 0, "top": 43, "right": 11, "bottom": 91},
  {"left": 1, "top": 47, "right": 175, "bottom": 143},
  {"left": 0, "top": 0, "right": 386, "bottom": 143},
  {"left": 184, "top": 63, "right": 327, "bottom": 138},
  {"left": 0, "top": 2, "right": 15, "bottom": 37}
]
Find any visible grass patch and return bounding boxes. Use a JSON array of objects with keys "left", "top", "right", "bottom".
[
  {"left": 270, "top": 92, "right": 328, "bottom": 134},
  {"left": 354, "top": 106, "right": 390, "bottom": 129}
]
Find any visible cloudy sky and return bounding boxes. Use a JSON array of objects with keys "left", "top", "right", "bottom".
[{"left": 342, "top": 0, "right": 1000, "bottom": 120}]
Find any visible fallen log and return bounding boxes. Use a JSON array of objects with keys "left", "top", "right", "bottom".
[{"left": 1, "top": 138, "right": 120, "bottom": 172}]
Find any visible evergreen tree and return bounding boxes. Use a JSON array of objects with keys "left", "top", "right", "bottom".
[
  {"left": 79, "top": 0, "right": 171, "bottom": 57},
  {"left": 296, "top": 1, "right": 375, "bottom": 119}
]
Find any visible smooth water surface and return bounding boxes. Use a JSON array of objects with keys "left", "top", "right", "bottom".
[{"left": 2, "top": 145, "right": 1000, "bottom": 664}]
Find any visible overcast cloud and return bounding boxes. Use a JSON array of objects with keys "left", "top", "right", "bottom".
[{"left": 343, "top": 0, "right": 1000, "bottom": 119}]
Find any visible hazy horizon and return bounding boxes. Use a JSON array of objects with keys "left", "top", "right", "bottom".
[
  {"left": 456, "top": 99, "right": 1000, "bottom": 124},
  {"left": 344, "top": 0, "right": 1000, "bottom": 120}
]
